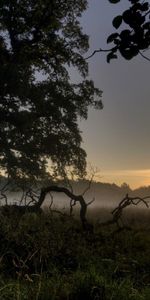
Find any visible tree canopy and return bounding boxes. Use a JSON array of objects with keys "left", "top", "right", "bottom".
[
  {"left": 1, "top": 0, "right": 148, "bottom": 181},
  {"left": 0, "top": 0, "right": 103, "bottom": 180},
  {"left": 107, "top": 0, "right": 150, "bottom": 62}
]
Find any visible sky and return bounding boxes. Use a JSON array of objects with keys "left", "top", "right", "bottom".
[{"left": 75, "top": 0, "right": 150, "bottom": 189}]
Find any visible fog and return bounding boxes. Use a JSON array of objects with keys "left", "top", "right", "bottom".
[{"left": 2, "top": 181, "right": 150, "bottom": 212}]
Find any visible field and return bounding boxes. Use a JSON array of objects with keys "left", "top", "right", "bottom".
[{"left": 0, "top": 206, "right": 150, "bottom": 300}]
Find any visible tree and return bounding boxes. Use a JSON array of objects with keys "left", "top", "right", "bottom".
[
  {"left": 88, "top": 0, "right": 150, "bottom": 62},
  {"left": 0, "top": 0, "right": 103, "bottom": 180},
  {"left": 120, "top": 182, "right": 131, "bottom": 192}
]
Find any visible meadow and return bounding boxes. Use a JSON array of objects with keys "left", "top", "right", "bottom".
[{"left": 0, "top": 206, "right": 150, "bottom": 300}]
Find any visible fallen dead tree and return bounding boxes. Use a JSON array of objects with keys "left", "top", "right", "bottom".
[
  {"left": 36, "top": 185, "right": 95, "bottom": 229},
  {"left": 99, "top": 193, "right": 150, "bottom": 230},
  {"left": 0, "top": 180, "right": 95, "bottom": 230}
]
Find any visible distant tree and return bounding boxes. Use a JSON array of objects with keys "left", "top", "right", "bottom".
[
  {"left": 0, "top": 0, "right": 103, "bottom": 180},
  {"left": 120, "top": 182, "right": 131, "bottom": 192},
  {"left": 88, "top": 0, "right": 150, "bottom": 62}
]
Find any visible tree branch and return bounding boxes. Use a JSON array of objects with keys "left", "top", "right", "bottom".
[
  {"left": 86, "top": 48, "right": 150, "bottom": 63},
  {"left": 99, "top": 193, "right": 150, "bottom": 230},
  {"left": 34, "top": 185, "right": 90, "bottom": 229},
  {"left": 0, "top": 183, "right": 94, "bottom": 230},
  {"left": 111, "top": 193, "right": 149, "bottom": 228},
  {"left": 139, "top": 51, "right": 150, "bottom": 62},
  {"left": 85, "top": 48, "right": 112, "bottom": 59}
]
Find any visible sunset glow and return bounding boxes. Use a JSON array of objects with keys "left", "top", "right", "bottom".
[{"left": 96, "top": 169, "right": 150, "bottom": 189}]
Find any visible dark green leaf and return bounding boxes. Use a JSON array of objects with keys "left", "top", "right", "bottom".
[
  {"left": 112, "top": 15, "right": 122, "bottom": 29},
  {"left": 107, "top": 33, "right": 119, "bottom": 43},
  {"left": 109, "top": 0, "right": 120, "bottom": 3},
  {"left": 120, "top": 30, "right": 131, "bottom": 39},
  {"left": 141, "top": 2, "right": 149, "bottom": 11},
  {"left": 119, "top": 46, "right": 139, "bottom": 59},
  {"left": 122, "top": 10, "right": 132, "bottom": 25},
  {"left": 107, "top": 52, "right": 118, "bottom": 63}
]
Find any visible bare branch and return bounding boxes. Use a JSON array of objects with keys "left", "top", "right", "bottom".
[
  {"left": 34, "top": 185, "right": 91, "bottom": 229},
  {"left": 87, "top": 197, "right": 95, "bottom": 206},
  {"left": 82, "top": 175, "right": 94, "bottom": 196},
  {"left": 48, "top": 192, "right": 54, "bottom": 209},
  {"left": 130, "top": 196, "right": 149, "bottom": 208},
  {"left": 111, "top": 194, "right": 149, "bottom": 228},
  {"left": 86, "top": 48, "right": 150, "bottom": 63},
  {"left": 139, "top": 51, "right": 150, "bottom": 62},
  {"left": 86, "top": 48, "right": 113, "bottom": 60},
  {"left": 0, "top": 178, "right": 11, "bottom": 205},
  {"left": 0, "top": 191, "right": 8, "bottom": 205},
  {"left": 144, "top": 9, "right": 150, "bottom": 18},
  {"left": 0, "top": 179, "right": 94, "bottom": 230},
  {"left": 26, "top": 199, "right": 37, "bottom": 207},
  {"left": 82, "top": 165, "right": 98, "bottom": 196},
  {"left": 70, "top": 198, "right": 76, "bottom": 216},
  {"left": 19, "top": 187, "right": 25, "bottom": 206},
  {"left": 61, "top": 169, "right": 74, "bottom": 193},
  {"left": 26, "top": 189, "right": 39, "bottom": 206},
  {"left": 99, "top": 193, "right": 150, "bottom": 230}
]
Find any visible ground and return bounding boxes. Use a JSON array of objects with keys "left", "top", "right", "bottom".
[{"left": 0, "top": 207, "right": 150, "bottom": 299}]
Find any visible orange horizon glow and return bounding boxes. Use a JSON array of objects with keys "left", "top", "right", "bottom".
[
  {"left": 1, "top": 167, "right": 150, "bottom": 190},
  {"left": 95, "top": 169, "right": 150, "bottom": 190}
]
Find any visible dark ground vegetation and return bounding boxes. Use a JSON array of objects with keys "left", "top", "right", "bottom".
[{"left": 0, "top": 206, "right": 150, "bottom": 300}]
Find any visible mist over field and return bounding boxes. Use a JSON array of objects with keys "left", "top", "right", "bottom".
[{"left": 1, "top": 180, "right": 150, "bottom": 211}]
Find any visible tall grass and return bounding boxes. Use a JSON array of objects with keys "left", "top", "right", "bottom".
[{"left": 0, "top": 207, "right": 150, "bottom": 299}]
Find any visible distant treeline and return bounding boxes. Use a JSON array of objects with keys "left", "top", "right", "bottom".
[{"left": 1, "top": 176, "right": 150, "bottom": 207}]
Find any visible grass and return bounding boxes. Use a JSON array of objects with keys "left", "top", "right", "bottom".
[{"left": 0, "top": 207, "right": 150, "bottom": 299}]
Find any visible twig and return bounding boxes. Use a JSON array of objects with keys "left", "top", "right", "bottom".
[
  {"left": 86, "top": 48, "right": 150, "bottom": 63},
  {"left": 139, "top": 51, "right": 150, "bottom": 62},
  {"left": 19, "top": 187, "right": 25, "bottom": 205},
  {"left": 82, "top": 175, "right": 94, "bottom": 196},
  {"left": 87, "top": 197, "right": 95, "bottom": 206},
  {"left": 99, "top": 193, "right": 150, "bottom": 230},
  {"left": 48, "top": 192, "right": 54, "bottom": 209},
  {"left": 112, "top": 194, "right": 149, "bottom": 227},
  {"left": 70, "top": 198, "right": 76, "bottom": 216},
  {"left": 86, "top": 48, "right": 112, "bottom": 59},
  {"left": 0, "top": 178, "right": 11, "bottom": 205},
  {"left": 82, "top": 165, "right": 98, "bottom": 196},
  {"left": 26, "top": 189, "right": 39, "bottom": 206}
]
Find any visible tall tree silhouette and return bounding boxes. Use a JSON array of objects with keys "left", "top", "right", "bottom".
[{"left": 0, "top": 0, "right": 103, "bottom": 180}]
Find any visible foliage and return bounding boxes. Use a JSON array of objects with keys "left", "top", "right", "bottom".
[
  {"left": 107, "top": 0, "right": 150, "bottom": 61},
  {"left": 0, "top": 0, "right": 103, "bottom": 179}
]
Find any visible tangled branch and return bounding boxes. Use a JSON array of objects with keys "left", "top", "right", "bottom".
[
  {"left": 0, "top": 179, "right": 10, "bottom": 205},
  {"left": 107, "top": 193, "right": 149, "bottom": 229}
]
